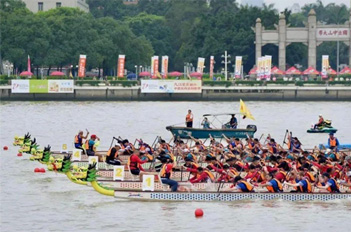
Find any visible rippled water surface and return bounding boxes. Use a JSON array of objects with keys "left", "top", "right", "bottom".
[{"left": 1, "top": 101, "right": 351, "bottom": 232}]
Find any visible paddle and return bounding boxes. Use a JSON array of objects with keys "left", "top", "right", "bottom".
[
  {"left": 216, "top": 180, "right": 225, "bottom": 198},
  {"left": 109, "top": 137, "right": 116, "bottom": 149},
  {"left": 282, "top": 130, "right": 288, "bottom": 147}
]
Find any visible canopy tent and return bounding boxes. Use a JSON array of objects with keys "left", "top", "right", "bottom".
[
  {"left": 190, "top": 72, "right": 202, "bottom": 77},
  {"left": 138, "top": 71, "right": 151, "bottom": 77},
  {"left": 19, "top": 71, "right": 33, "bottom": 76},
  {"left": 327, "top": 68, "right": 337, "bottom": 75},
  {"left": 271, "top": 66, "right": 285, "bottom": 75},
  {"left": 168, "top": 71, "right": 183, "bottom": 77},
  {"left": 285, "top": 66, "right": 302, "bottom": 75},
  {"left": 249, "top": 67, "right": 257, "bottom": 75},
  {"left": 303, "top": 67, "right": 320, "bottom": 75},
  {"left": 50, "top": 71, "right": 65, "bottom": 76},
  {"left": 339, "top": 67, "right": 351, "bottom": 75}
]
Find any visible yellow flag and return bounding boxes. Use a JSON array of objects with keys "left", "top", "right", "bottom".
[
  {"left": 240, "top": 99, "right": 255, "bottom": 120},
  {"left": 156, "top": 71, "right": 162, "bottom": 79}
]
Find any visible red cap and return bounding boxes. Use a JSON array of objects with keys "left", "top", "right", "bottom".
[{"left": 91, "top": 134, "right": 97, "bottom": 139}]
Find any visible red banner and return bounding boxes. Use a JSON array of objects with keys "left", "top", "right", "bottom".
[
  {"left": 117, "top": 55, "right": 125, "bottom": 78},
  {"left": 78, "top": 55, "right": 86, "bottom": 78},
  {"left": 152, "top": 56, "right": 159, "bottom": 79}
]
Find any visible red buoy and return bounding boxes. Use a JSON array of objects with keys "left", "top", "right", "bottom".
[
  {"left": 195, "top": 208, "right": 204, "bottom": 217},
  {"left": 39, "top": 168, "right": 46, "bottom": 173},
  {"left": 3, "top": 146, "right": 8, "bottom": 151},
  {"left": 17, "top": 153, "right": 23, "bottom": 157},
  {"left": 34, "top": 168, "right": 40, "bottom": 172}
]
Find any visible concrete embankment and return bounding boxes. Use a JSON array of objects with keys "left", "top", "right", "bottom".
[{"left": 1, "top": 85, "right": 351, "bottom": 101}]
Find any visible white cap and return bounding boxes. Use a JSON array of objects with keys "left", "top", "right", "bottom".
[
  {"left": 347, "top": 171, "right": 351, "bottom": 177},
  {"left": 319, "top": 114, "right": 322, "bottom": 117},
  {"left": 326, "top": 148, "right": 331, "bottom": 153}
]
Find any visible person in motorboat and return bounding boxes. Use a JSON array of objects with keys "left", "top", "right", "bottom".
[
  {"left": 201, "top": 117, "right": 211, "bottom": 129},
  {"left": 314, "top": 114, "right": 324, "bottom": 129},
  {"left": 229, "top": 114, "right": 238, "bottom": 129},
  {"left": 185, "top": 109, "right": 194, "bottom": 128}
]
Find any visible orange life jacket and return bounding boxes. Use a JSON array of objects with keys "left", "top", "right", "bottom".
[
  {"left": 74, "top": 135, "right": 79, "bottom": 144},
  {"left": 299, "top": 179, "right": 312, "bottom": 193},
  {"left": 329, "top": 138, "right": 337, "bottom": 147},
  {"left": 326, "top": 178, "right": 340, "bottom": 193},
  {"left": 237, "top": 180, "right": 254, "bottom": 192},
  {"left": 160, "top": 164, "right": 172, "bottom": 178},
  {"left": 266, "top": 178, "right": 283, "bottom": 193},
  {"left": 305, "top": 172, "right": 315, "bottom": 182},
  {"left": 186, "top": 113, "right": 193, "bottom": 122},
  {"left": 204, "top": 170, "right": 215, "bottom": 182}
]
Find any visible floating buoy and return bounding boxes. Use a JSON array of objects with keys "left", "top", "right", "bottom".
[
  {"left": 17, "top": 153, "right": 22, "bottom": 157},
  {"left": 195, "top": 208, "right": 204, "bottom": 217},
  {"left": 39, "top": 168, "right": 46, "bottom": 173},
  {"left": 3, "top": 146, "right": 8, "bottom": 151},
  {"left": 34, "top": 168, "right": 40, "bottom": 172}
]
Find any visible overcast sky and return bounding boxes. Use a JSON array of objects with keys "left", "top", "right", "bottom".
[{"left": 247, "top": 0, "right": 350, "bottom": 11}]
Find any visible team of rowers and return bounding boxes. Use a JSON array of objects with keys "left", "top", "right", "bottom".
[{"left": 74, "top": 130, "right": 351, "bottom": 193}]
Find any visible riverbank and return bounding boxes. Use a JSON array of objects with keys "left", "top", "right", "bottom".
[{"left": 1, "top": 85, "right": 351, "bottom": 101}]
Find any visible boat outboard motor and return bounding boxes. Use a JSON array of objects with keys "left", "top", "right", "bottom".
[{"left": 247, "top": 125, "right": 257, "bottom": 132}]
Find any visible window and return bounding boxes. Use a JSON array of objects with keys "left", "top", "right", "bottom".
[
  {"left": 38, "top": 2, "right": 43, "bottom": 11},
  {"left": 56, "top": 2, "right": 62, "bottom": 8}
]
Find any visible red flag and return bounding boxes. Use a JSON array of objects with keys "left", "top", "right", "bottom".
[{"left": 27, "top": 55, "right": 31, "bottom": 72}]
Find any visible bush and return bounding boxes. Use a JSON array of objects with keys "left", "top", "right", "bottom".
[
  {"left": 0, "top": 80, "right": 9, "bottom": 85},
  {"left": 75, "top": 80, "right": 101, "bottom": 86},
  {"left": 109, "top": 80, "right": 138, "bottom": 87}
]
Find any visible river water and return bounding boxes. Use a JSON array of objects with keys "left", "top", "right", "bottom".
[{"left": 1, "top": 101, "right": 351, "bottom": 232}]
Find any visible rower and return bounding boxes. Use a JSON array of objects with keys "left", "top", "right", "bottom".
[
  {"left": 314, "top": 114, "right": 324, "bottom": 129},
  {"left": 128, "top": 149, "right": 148, "bottom": 181},
  {"left": 328, "top": 133, "right": 339, "bottom": 152},
  {"left": 229, "top": 114, "right": 237, "bottom": 129},
  {"left": 106, "top": 143, "right": 122, "bottom": 165},
  {"left": 315, "top": 173, "right": 340, "bottom": 193},
  {"left": 228, "top": 176, "right": 254, "bottom": 192},
  {"left": 159, "top": 156, "right": 179, "bottom": 192},
  {"left": 85, "top": 134, "right": 99, "bottom": 156},
  {"left": 256, "top": 173, "right": 283, "bottom": 193},
  {"left": 185, "top": 109, "right": 194, "bottom": 128},
  {"left": 182, "top": 157, "right": 199, "bottom": 182},
  {"left": 74, "top": 130, "right": 89, "bottom": 154},
  {"left": 284, "top": 171, "right": 312, "bottom": 193},
  {"left": 189, "top": 167, "right": 215, "bottom": 183}
]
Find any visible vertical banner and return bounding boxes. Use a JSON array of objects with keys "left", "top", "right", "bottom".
[
  {"left": 265, "top": 55, "right": 272, "bottom": 79},
  {"left": 151, "top": 56, "right": 159, "bottom": 79},
  {"left": 161, "top": 56, "right": 169, "bottom": 78},
  {"left": 197, "top": 57, "right": 205, "bottom": 73},
  {"left": 78, "top": 55, "right": 87, "bottom": 78},
  {"left": 117, "top": 55, "right": 125, "bottom": 78},
  {"left": 27, "top": 55, "right": 31, "bottom": 73},
  {"left": 209, "top": 56, "right": 214, "bottom": 79},
  {"left": 321, "top": 55, "right": 329, "bottom": 78},
  {"left": 257, "top": 57, "right": 263, "bottom": 79},
  {"left": 235, "top": 56, "right": 242, "bottom": 79}
]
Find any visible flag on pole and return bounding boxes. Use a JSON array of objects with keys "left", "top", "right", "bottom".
[{"left": 239, "top": 99, "right": 255, "bottom": 120}]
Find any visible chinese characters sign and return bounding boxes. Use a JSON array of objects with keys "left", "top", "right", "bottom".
[
  {"left": 316, "top": 28, "right": 350, "bottom": 39},
  {"left": 141, "top": 80, "right": 202, "bottom": 93}
]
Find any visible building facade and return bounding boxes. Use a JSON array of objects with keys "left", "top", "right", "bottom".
[{"left": 22, "top": 0, "right": 89, "bottom": 13}]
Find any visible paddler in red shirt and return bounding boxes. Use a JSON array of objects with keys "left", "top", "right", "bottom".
[
  {"left": 128, "top": 150, "right": 157, "bottom": 181},
  {"left": 190, "top": 167, "right": 215, "bottom": 183}
]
